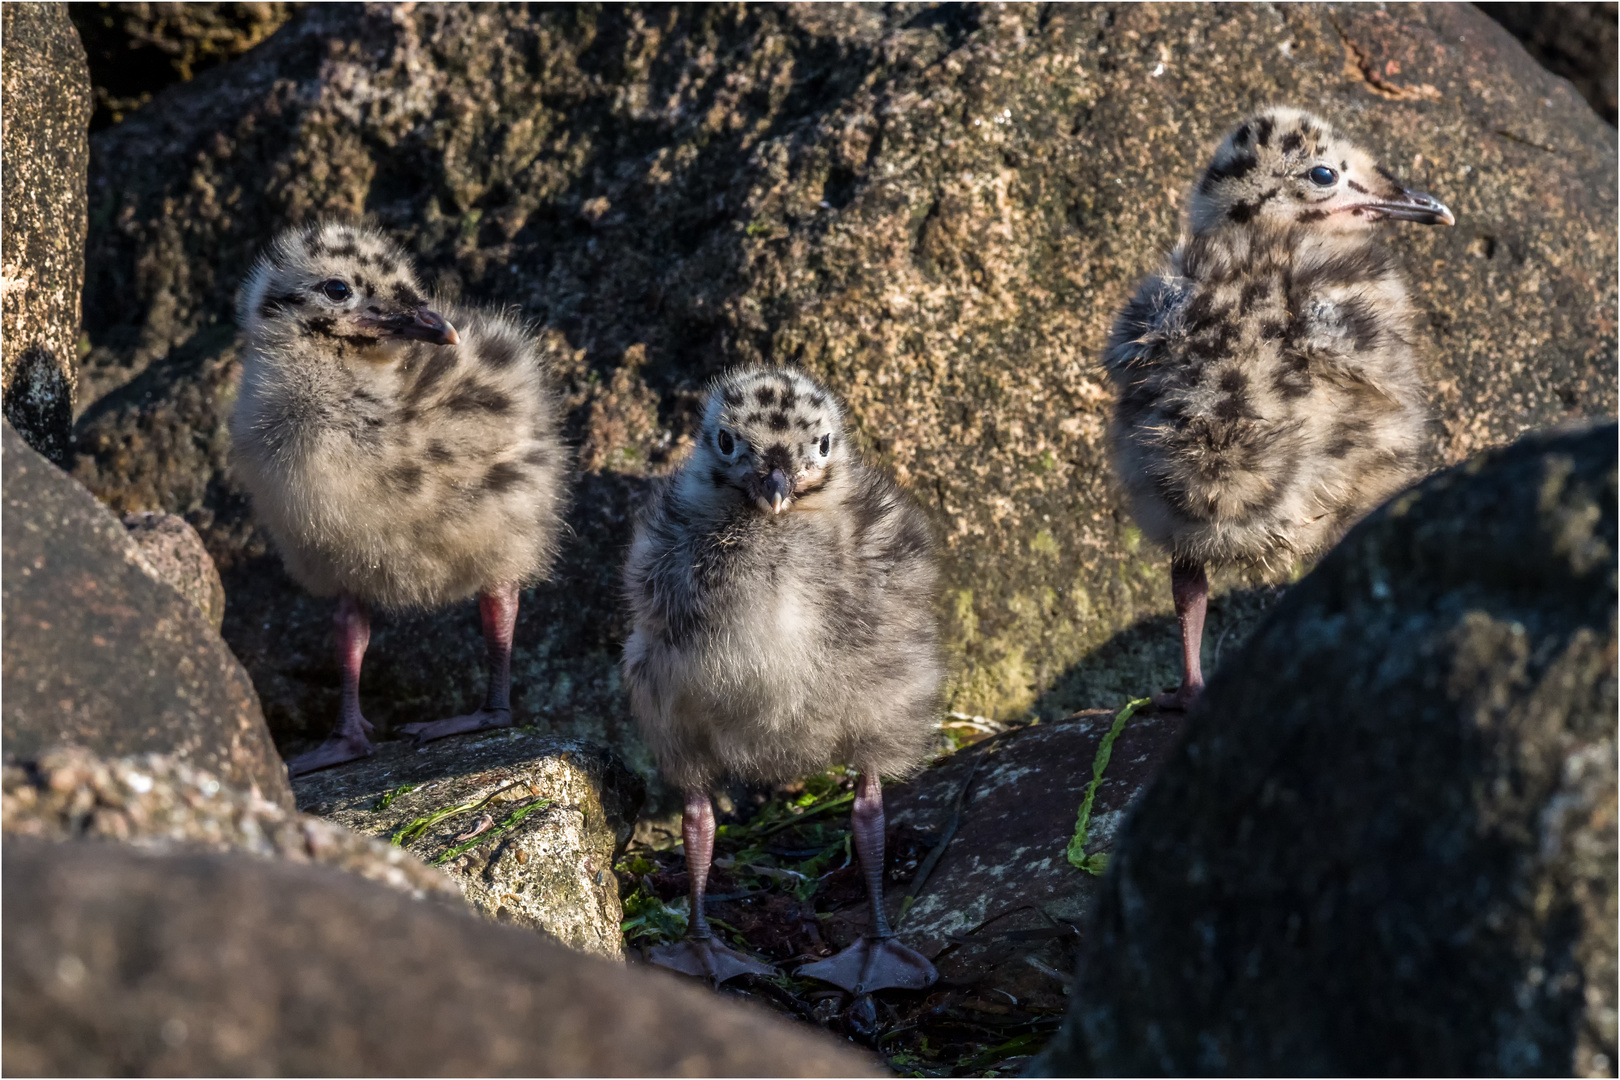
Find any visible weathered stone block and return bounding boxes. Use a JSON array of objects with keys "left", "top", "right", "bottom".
[{"left": 293, "top": 729, "right": 645, "bottom": 960}]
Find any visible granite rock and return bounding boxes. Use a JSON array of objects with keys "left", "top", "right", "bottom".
[
  {"left": 69, "top": 3, "right": 1618, "bottom": 770},
  {"left": 2, "top": 744, "right": 460, "bottom": 906},
  {"left": 1, "top": 837, "right": 879, "bottom": 1076},
  {"left": 121, "top": 510, "right": 227, "bottom": 630},
  {"left": 2, "top": 421, "right": 293, "bottom": 808},
  {"left": 1, "top": 3, "right": 91, "bottom": 466},
  {"left": 293, "top": 729, "right": 646, "bottom": 960},
  {"left": 1038, "top": 423, "right": 1618, "bottom": 1076}
]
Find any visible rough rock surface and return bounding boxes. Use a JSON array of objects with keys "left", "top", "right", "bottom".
[
  {"left": 1039, "top": 423, "right": 1618, "bottom": 1077},
  {"left": 1479, "top": 2, "right": 1618, "bottom": 125},
  {"left": 293, "top": 730, "right": 645, "bottom": 960},
  {"left": 121, "top": 510, "right": 227, "bottom": 630},
  {"left": 1, "top": 838, "right": 879, "bottom": 1076},
  {"left": 70, "top": 1, "right": 301, "bottom": 131},
  {"left": 876, "top": 705, "right": 1185, "bottom": 1006},
  {"left": 2, "top": 422, "right": 293, "bottom": 809},
  {"left": 1, "top": 3, "right": 92, "bottom": 466},
  {"left": 3, "top": 745, "right": 460, "bottom": 906},
  {"left": 71, "top": 4, "right": 1618, "bottom": 768}
]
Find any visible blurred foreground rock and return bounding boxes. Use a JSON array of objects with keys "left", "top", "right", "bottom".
[
  {"left": 71, "top": 4, "right": 1618, "bottom": 768},
  {"left": 121, "top": 510, "right": 227, "bottom": 631},
  {"left": 2, "top": 422, "right": 293, "bottom": 808},
  {"left": 1, "top": 837, "right": 879, "bottom": 1076},
  {"left": 1038, "top": 423, "right": 1618, "bottom": 1076},
  {"left": 1, "top": 2, "right": 91, "bottom": 465},
  {"left": 293, "top": 729, "right": 645, "bottom": 960},
  {"left": 3, "top": 745, "right": 459, "bottom": 906}
]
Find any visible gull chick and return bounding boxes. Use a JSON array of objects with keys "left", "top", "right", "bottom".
[
  {"left": 231, "top": 222, "right": 569, "bottom": 775},
  {"left": 1105, "top": 107, "right": 1453, "bottom": 709},
  {"left": 624, "top": 367, "right": 943, "bottom": 992}
]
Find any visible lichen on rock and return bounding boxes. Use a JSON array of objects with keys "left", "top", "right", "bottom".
[{"left": 292, "top": 729, "right": 645, "bottom": 960}]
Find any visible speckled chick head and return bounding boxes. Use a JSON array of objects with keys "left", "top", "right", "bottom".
[
  {"left": 237, "top": 221, "right": 459, "bottom": 359},
  {"left": 1187, "top": 107, "right": 1453, "bottom": 236},
  {"left": 678, "top": 367, "right": 851, "bottom": 516}
]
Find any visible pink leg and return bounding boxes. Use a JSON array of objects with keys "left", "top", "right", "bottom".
[
  {"left": 796, "top": 771, "right": 937, "bottom": 994},
  {"left": 647, "top": 789, "right": 773, "bottom": 984},
  {"left": 287, "top": 594, "right": 376, "bottom": 777},
  {"left": 399, "top": 582, "right": 520, "bottom": 744},
  {"left": 1154, "top": 557, "right": 1208, "bottom": 711}
]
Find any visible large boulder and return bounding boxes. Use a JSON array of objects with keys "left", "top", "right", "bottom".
[
  {"left": 2, "top": 421, "right": 293, "bottom": 808},
  {"left": 70, "top": 3, "right": 1617, "bottom": 768},
  {"left": 1, "top": 2, "right": 91, "bottom": 466},
  {"left": 1, "top": 837, "right": 879, "bottom": 1076},
  {"left": 1038, "top": 423, "right": 1618, "bottom": 1076},
  {"left": 292, "top": 730, "right": 646, "bottom": 959}
]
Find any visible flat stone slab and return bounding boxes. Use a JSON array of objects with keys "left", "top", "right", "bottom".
[
  {"left": 868, "top": 706, "right": 1186, "bottom": 1011},
  {"left": 293, "top": 729, "right": 645, "bottom": 960}
]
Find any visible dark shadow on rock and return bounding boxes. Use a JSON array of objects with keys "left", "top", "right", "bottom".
[
  {"left": 1036, "top": 422, "right": 1618, "bottom": 1077},
  {"left": 1032, "top": 580, "right": 1286, "bottom": 721}
]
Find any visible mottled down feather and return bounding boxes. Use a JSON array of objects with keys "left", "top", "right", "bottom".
[
  {"left": 1104, "top": 107, "right": 1430, "bottom": 570},
  {"left": 231, "top": 223, "right": 568, "bottom": 610},
  {"left": 622, "top": 367, "right": 944, "bottom": 791}
]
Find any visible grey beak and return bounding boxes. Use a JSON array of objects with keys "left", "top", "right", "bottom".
[
  {"left": 1375, "top": 188, "right": 1455, "bottom": 227},
  {"left": 358, "top": 306, "right": 461, "bottom": 345},
  {"left": 764, "top": 468, "right": 793, "bottom": 514},
  {"left": 400, "top": 307, "right": 461, "bottom": 345}
]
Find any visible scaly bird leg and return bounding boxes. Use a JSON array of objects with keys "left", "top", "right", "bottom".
[
  {"left": 647, "top": 789, "right": 774, "bottom": 984},
  {"left": 797, "top": 770, "right": 937, "bottom": 994},
  {"left": 287, "top": 593, "right": 375, "bottom": 777},
  {"left": 1154, "top": 557, "right": 1209, "bottom": 711},
  {"left": 399, "top": 582, "right": 521, "bottom": 744}
]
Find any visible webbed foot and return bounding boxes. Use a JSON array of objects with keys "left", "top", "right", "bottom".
[
  {"left": 797, "top": 934, "right": 936, "bottom": 994},
  {"left": 398, "top": 707, "right": 513, "bottom": 745},
  {"left": 286, "top": 730, "right": 374, "bottom": 777},
  {"left": 648, "top": 935, "right": 774, "bottom": 984}
]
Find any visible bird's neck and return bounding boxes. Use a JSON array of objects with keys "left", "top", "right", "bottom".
[{"left": 1180, "top": 222, "right": 1374, "bottom": 280}]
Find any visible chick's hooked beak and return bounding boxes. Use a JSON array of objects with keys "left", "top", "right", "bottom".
[
  {"left": 357, "top": 305, "right": 461, "bottom": 346},
  {"left": 1369, "top": 186, "right": 1455, "bottom": 227},
  {"left": 762, "top": 468, "right": 793, "bottom": 515}
]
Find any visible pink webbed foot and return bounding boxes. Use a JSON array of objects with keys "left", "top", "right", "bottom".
[
  {"left": 286, "top": 729, "right": 374, "bottom": 777},
  {"left": 647, "top": 935, "right": 775, "bottom": 984},
  {"left": 797, "top": 934, "right": 937, "bottom": 994},
  {"left": 397, "top": 708, "right": 514, "bottom": 745}
]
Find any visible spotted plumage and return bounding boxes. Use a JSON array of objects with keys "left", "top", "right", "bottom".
[
  {"left": 623, "top": 366, "right": 941, "bottom": 790},
  {"left": 1104, "top": 107, "right": 1453, "bottom": 708},
  {"left": 231, "top": 221, "right": 569, "bottom": 774},
  {"left": 622, "top": 366, "right": 942, "bottom": 991}
]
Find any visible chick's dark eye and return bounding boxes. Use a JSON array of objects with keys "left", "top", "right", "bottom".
[
  {"left": 1308, "top": 165, "right": 1338, "bottom": 187},
  {"left": 717, "top": 429, "right": 734, "bottom": 455},
  {"left": 320, "top": 279, "right": 351, "bottom": 302},
  {"left": 818, "top": 433, "right": 830, "bottom": 457}
]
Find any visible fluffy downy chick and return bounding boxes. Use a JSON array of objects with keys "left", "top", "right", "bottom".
[
  {"left": 231, "top": 222, "right": 568, "bottom": 775},
  {"left": 624, "top": 366, "right": 942, "bottom": 992},
  {"left": 1104, "top": 107, "right": 1453, "bottom": 709}
]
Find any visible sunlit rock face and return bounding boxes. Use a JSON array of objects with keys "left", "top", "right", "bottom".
[{"left": 70, "top": 4, "right": 1617, "bottom": 774}]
